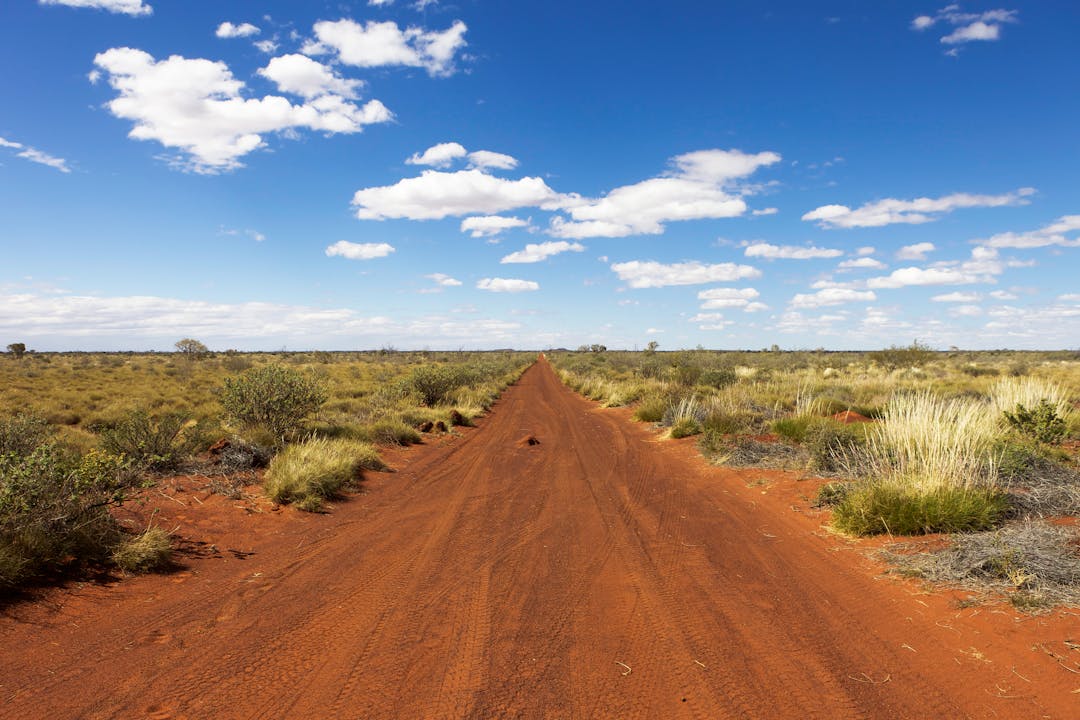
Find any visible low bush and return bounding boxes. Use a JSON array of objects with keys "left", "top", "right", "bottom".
[
  {"left": 699, "top": 368, "right": 738, "bottom": 390},
  {"left": 805, "top": 421, "right": 864, "bottom": 473},
  {"left": 220, "top": 364, "right": 327, "bottom": 444},
  {"left": 1003, "top": 400, "right": 1067, "bottom": 445},
  {"left": 633, "top": 395, "right": 668, "bottom": 423},
  {"left": 97, "top": 409, "right": 201, "bottom": 471},
  {"left": 669, "top": 417, "right": 702, "bottom": 439},
  {"left": 365, "top": 420, "right": 422, "bottom": 446},
  {"left": 264, "top": 437, "right": 383, "bottom": 511},
  {"left": 0, "top": 445, "right": 140, "bottom": 588},
  {"left": 772, "top": 416, "right": 815, "bottom": 443},
  {"left": 832, "top": 482, "right": 1007, "bottom": 536},
  {"left": 112, "top": 526, "right": 172, "bottom": 573},
  {"left": 0, "top": 414, "right": 53, "bottom": 457},
  {"left": 409, "top": 365, "right": 472, "bottom": 406}
]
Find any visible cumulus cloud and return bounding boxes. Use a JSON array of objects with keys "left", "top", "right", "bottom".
[
  {"left": 426, "top": 273, "right": 461, "bottom": 287},
  {"left": 39, "top": 0, "right": 150, "bottom": 16},
  {"left": 302, "top": 18, "right": 468, "bottom": 77},
  {"left": 258, "top": 54, "right": 363, "bottom": 99},
  {"left": 354, "top": 170, "right": 562, "bottom": 220},
  {"left": 790, "top": 288, "right": 877, "bottom": 308},
  {"left": 867, "top": 247, "right": 1006, "bottom": 288},
  {"left": 896, "top": 242, "right": 936, "bottom": 260},
  {"left": 752, "top": 207, "right": 778, "bottom": 216},
  {"left": 0, "top": 136, "right": 71, "bottom": 173},
  {"left": 978, "top": 215, "right": 1080, "bottom": 249},
  {"left": 325, "top": 241, "right": 395, "bottom": 259},
  {"left": 550, "top": 149, "right": 780, "bottom": 238},
  {"left": 407, "top": 142, "right": 467, "bottom": 167},
  {"left": 838, "top": 257, "right": 886, "bottom": 270},
  {"left": 476, "top": 277, "right": 539, "bottom": 293},
  {"left": 912, "top": 7, "right": 1018, "bottom": 50},
  {"left": 610, "top": 260, "right": 761, "bottom": 289},
  {"left": 500, "top": 241, "right": 584, "bottom": 264},
  {"left": 460, "top": 215, "right": 529, "bottom": 238},
  {"left": 468, "top": 150, "right": 518, "bottom": 171},
  {"left": 216, "top": 22, "right": 260, "bottom": 39},
  {"left": 93, "top": 47, "right": 392, "bottom": 172},
  {"left": 697, "top": 287, "right": 761, "bottom": 310},
  {"left": 744, "top": 242, "right": 842, "bottom": 260},
  {"left": 802, "top": 188, "right": 1034, "bottom": 228},
  {"left": 932, "top": 291, "right": 981, "bottom": 302},
  {"left": 990, "top": 290, "right": 1018, "bottom": 300},
  {"left": 0, "top": 291, "right": 525, "bottom": 347}
]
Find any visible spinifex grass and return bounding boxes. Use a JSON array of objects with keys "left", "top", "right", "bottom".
[{"left": 264, "top": 437, "right": 385, "bottom": 512}]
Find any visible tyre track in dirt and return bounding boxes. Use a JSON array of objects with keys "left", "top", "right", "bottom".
[{"left": 0, "top": 357, "right": 1076, "bottom": 718}]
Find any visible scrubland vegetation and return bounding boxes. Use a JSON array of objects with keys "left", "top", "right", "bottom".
[
  {"left": 0, "top": 348, "right": 531, "bottom": 591},
  {"left": 551, "top": 345, "right": 1080, "bottom": 608}
]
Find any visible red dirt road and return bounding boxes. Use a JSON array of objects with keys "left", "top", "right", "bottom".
[{"left": 1, "top": 359, "right": 1077, "bottom": 719}]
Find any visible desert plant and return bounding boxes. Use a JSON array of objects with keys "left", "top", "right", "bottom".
[
  {"left": 990, "top": 377, "right": 1071, "bottom": 423},
  {"left": 408, "top": 365, "right": 469, "bottom": 406},
  {"left": 220, "top": 364, "right": 327, "bottom": 444},
  {"left": 112, "top": 526, "right": 172, "bottom": 573},
  {"left": 0, "top": 414, "right": 53, "bottom": 457},
  {"left": 0, "top": 445, "right": 139, "bottom": 587},
  {"left": 174, "top": 338, "right": 209, "bottom": 360},
  {"left": 97, "top": 409, "right": 200, "bottom": 471},
  {"left": 669, "top": 417, "right": 703, "bottom": 439},
  {"left": 6, "top": 343, "right": 26, "bottom": 359},
  {"left": 264, "top": 437, "right": 384, "bottom": 511},
  {"left": 1003, "top": 400, "right": 1067, "bottom": 445},
  {"left": 833, "top": 483, "right": 1007, "bottom": 535},
  {"left": 869, "top": 340, "right": 934, "bottom": 370}
]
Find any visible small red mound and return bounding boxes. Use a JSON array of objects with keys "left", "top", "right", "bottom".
[
  {"left": 831, "top": 410, "right": 872, "bottom": 424},
  {"left": 518, "top": 435, "right": 541, "bottom": 447}
]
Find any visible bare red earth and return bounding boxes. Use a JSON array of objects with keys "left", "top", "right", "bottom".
[{"left": 2, "top": 358, "right": 1078, "bottom": 719}]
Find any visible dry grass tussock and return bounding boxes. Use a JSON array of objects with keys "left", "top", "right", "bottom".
[
  {"left": 884, "top": 520, "right": 1080, "bottom": 610},
  {"left": 264, "top": 437, "right": 384, "bottom": 512}
]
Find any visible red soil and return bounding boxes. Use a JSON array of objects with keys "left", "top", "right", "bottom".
[
  {"left": 1, "top": 358, "right": 1078, "bottom": 719},
  {"left": 832, "top": 410, "right": 874, "bottom": 424}
]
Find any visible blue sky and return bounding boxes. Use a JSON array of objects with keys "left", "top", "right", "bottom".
[{"left": 1, "top": 0, "right": 1078, "bottom": 351}]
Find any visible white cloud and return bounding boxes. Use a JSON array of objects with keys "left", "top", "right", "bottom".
[
  {"left": 689, "top": 312, "right": 726, "bottom": 322},
  {"left": 426, "top": 273, "right": 461, "bottom": 287},
  {"left": 856, "top": 246, "right": 876, "bottom": 256},
  {"left": 697, "top": 287, "right": 760, "bottom": 310},
  {"left": 611, "top": 260, "right": 761, "bottom": 289},
  {"left": 932, "top": 291, "right": 981, "bottom": 302},
  {"left": 303, "top": 19, "right": 468, "bottom": 77},
  {"left": 407, "top": 142, "right": 467, "bottom": 168},
  {"left": 468, "top": 150, "right": 519, "bottom": 171},
  {"left": 39, "top": 0, "right": 150, "bottom": 16},
  {"left": 0, "top": 137, "right": 71, "bottom": 173},
  {"left": 219, "top": 227, "right": 265, "bottom": 242},
  {"left": 216, "top": 22, "right": 260, "bottom": 39},
  {"left": 501, "top": 241, "right": 584, "bottom": 264},
  {"left": 950, "top": 304, "right": 984, "bottom": 317},
  {"left": 325, "top": 241, "right": 395, "bottom": 259},
  {"left": 255, "top": 39, "right": 280, "bottom": 54},
  {"left": 354, "top": 169, "right": 562, "bottom": 220},
  {"left": 803, "top": 188, "right": 1034, "bottom": 228},
  {"left": 896, "top": 241, "right": 936, "bottom": 260},
  {"left": 838, "top": 257, "right": 886, "bottom": 270},
  {"left": 258, "top": 54, "right": 363, "bottom": 99},
  {"left": 867, "top": 247, "right": 1006, "bottom": 289},
  {"left": 790, "top": 288, "right": 877, "bottom": 308},
  {"left": 978, "top": 215, "right": 1080, "bottom": 249},
  {"left": 0, "top": 291, "right": 527, "bottom": 347},
  {"left": 550, "top": 149, "right": 780, "bottom": 238},
  {"left": 990, "top": 290, "right": 1018, "bottom": 300},
  {"left": 93, "top": 48, "right": 392, "bottom": 173},
  {"left": 911, "top": 7, "right": 1019, "bottom": 48},
  {"left": 1060, "top": 294, "right": 1080, "bottom": 303},
  {"left": 369, "top": 0, "right": 395, "bottom": 6},
  {"left": 744, "top": 242, "right": 842, "bottom": 260},
  {"left": 476, "top": 278, "right": 539, "bottom": 293},
  {"left": 460, "top": 215, "right": 529, "bottom": 238},
  {"left": 752, "top": 207, "right": 778, "bottom": 216}
]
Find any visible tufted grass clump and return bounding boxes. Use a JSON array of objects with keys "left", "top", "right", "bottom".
[
  {"left": 264, "top": 437, "right": 384, "bottom": 512},
  {"left": 112, "top": 526, "right": 172, "bottom": 573}
]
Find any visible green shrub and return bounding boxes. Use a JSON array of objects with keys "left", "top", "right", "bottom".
[
  {"left": 699, "top": 368, "right": 737, "bottom": 389},
  {"left": 112, "top": 526, "right": 172, "bottom": 573},
  {"left": 669, "top": 417, "right": 703, "bottom": 439},
  {"left": 1003, "top": 400, "right": 1067, "bottom": 445},
  {"left": 220, "top": 364, "right": 327, "bottom": 444},
  {"left": 815, "top": 482, "right": 851, "bottom": 507},
  {"left": 805, "top": 421, "right": 864, "bottom": 472},
  {"left": 365, "top": 420, "right": 422, "bottom": 446},
  {"left": 408, "top": 365, "right": 473, "bottom": 406},
  {"left": 633, "top": 395, "right": 668, "bottom": 423},
  {"left": 832, "top": 482, "right": 1007, "bottom": 536},
  {"left": 97, "top": 409, "right": 200, "bottom": 471},
  {"left": 869, "top": 340, "right": 934, "bottom": 370},
  {"left": 772, "top": 416, "right": 815, "bottom": 443},
  {"left": 264, "top": 437, "right": 383, "bottom": 511},
  {"left": 0, "top": 414, "right": 53, "bottom": 457},
  {"left": 0, "top": 446, "right": 139, "bottom": 587},
  {"left": 702, "top": 411, "right": 755, "bottom": 435}
]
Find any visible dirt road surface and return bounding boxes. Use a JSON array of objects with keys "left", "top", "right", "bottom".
[{"left": 1, "top": 358, "right": 1077, "bottom": 719}]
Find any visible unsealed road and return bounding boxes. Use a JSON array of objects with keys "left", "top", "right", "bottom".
[{"left": 1, "top": 359, "right": 1075, "bottom": 719}]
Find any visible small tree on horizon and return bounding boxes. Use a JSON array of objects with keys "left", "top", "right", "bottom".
[
  {"left": 174, "top": 338, "right": 209, "bottom": 360},
  {"left": 6, "top": 343, "right": 26, "bottom": 359}
]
